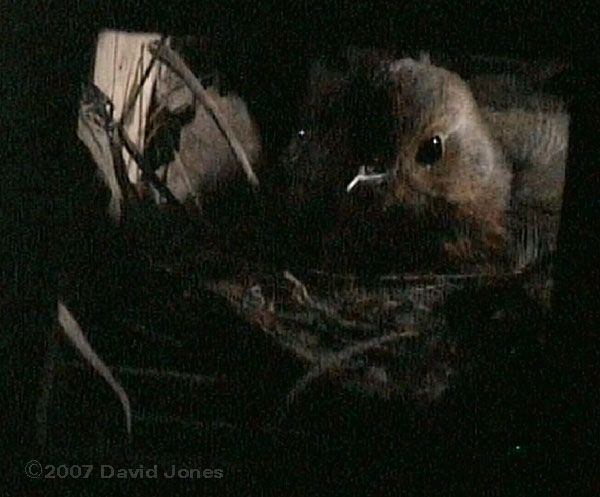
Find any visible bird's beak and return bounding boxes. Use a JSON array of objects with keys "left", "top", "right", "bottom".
[{"left": 346, "top": 166, "right": 390, "bottom": 193}]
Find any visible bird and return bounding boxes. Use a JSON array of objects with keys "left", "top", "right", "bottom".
[{"left": 381, "top": 55, "right": 568, "bottom": 270}]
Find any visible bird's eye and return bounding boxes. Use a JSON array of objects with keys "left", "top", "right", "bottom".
[
  {"left": 416, "top": 135, "right": 443, "bottom": 167},
  {"left": 297, "top": 129, "right": 308, "bottom": 139}
]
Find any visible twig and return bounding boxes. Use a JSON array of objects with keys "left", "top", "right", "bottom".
[
  {"left": 121, "top": 36, "right": 167, "bottom": 127},
  {"left": 306, "top": 269, "right": 504, "bottom": 284},
  {"left": 36, "top": 324, "right": 61, "bottom": 450},
  {"left": 117, "top": 124, "right": 182, "bottom": 207},
  {"left": 283, "top": 270, "right": 314, "bottom": 305},
  {"left": 377, "top": 273, "right": 492, "bottom": 284},
  {"left": 277, "top": 330, "right": 417, "bottom": 423},
  {"left": 284, "top": 270, "right": 339, "bottom": 315},
  {"left": 62, "top": 361, "right": 219, "bottom": 386},
  {"left": 203, "top": 279, "right": 319, "bottom": 364},
  {"left": 57, "top": 301, "right": 132, "bottom": 437},
  {"left": 133, "top": 414, "right": 236, "bottom": 432},
  {"left": 283, "top": 270, "right": 379, "bottom": 333},
  {"left": 277, "top": 310, "right": 379, "bottom": 335},
  {"left": 149, "top": 41, "right": 259, "bottom": 188},
  {"left": 261, "top": 324, "right": 318, "bottom": 364}
]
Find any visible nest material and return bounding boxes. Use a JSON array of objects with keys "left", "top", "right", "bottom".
[
  {"left": 205, "top": 266, "right": 534, "bottom": 418},
  {"left": 64, "top": 46, "right": 561, "bottom": 444}
]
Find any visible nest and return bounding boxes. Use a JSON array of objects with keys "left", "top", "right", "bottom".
[{"left": 48, "top": 37, "right": 561, "bottom": 459}]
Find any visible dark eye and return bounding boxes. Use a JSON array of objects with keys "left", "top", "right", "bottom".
[{"left": 416, "top": 136, "right": 443, "bottom": 167}]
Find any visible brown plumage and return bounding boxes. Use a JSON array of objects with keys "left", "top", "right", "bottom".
[{"left": 385, "top": 57, "right": 514, "bottom": 259}]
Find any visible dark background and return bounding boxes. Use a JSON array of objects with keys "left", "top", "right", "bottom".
[{"left": 2, "top": 0, "right": 599, "bottom": 494}]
